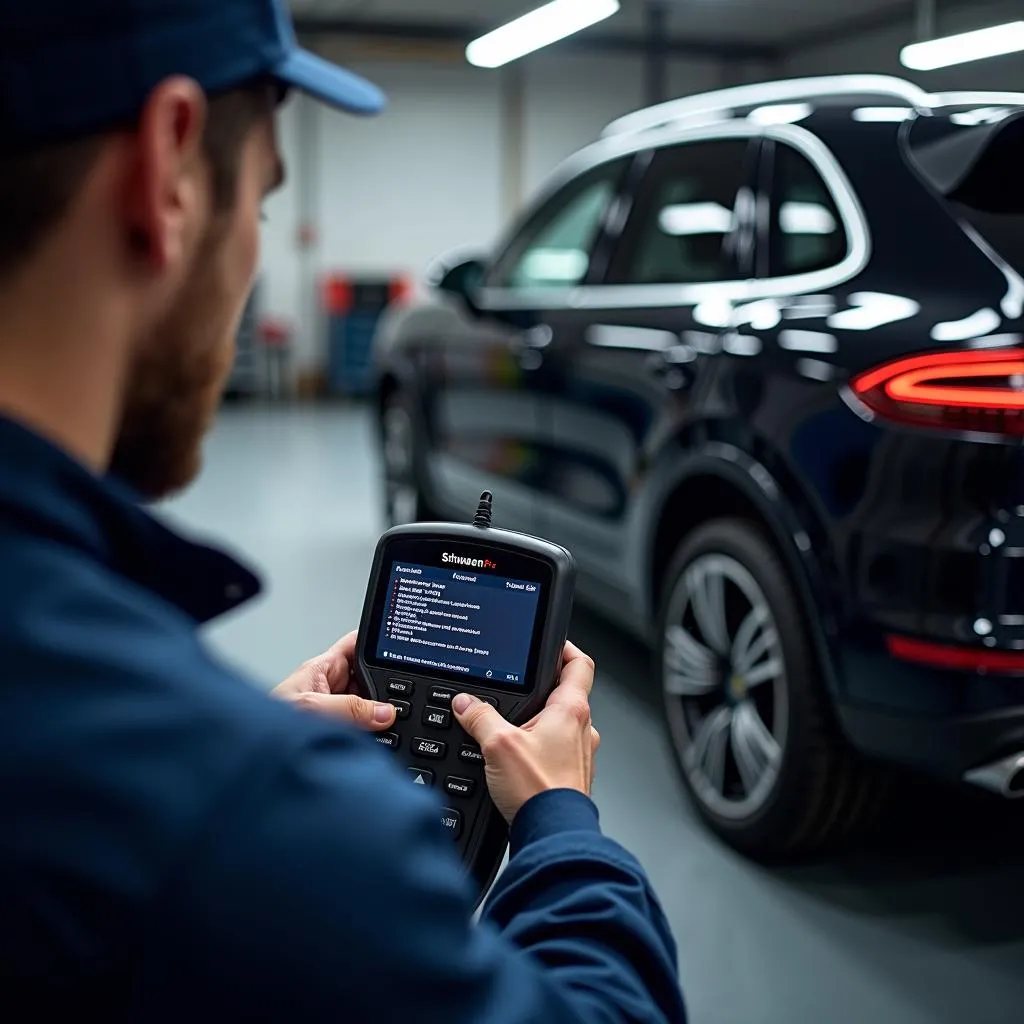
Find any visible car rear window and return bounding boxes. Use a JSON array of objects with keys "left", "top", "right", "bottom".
[{"left": 907, "top": 110, "right": 1024, "bottom": 275}]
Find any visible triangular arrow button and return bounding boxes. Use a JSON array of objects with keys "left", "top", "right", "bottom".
[{"left": 407, "top": 767, "right": 434, "bottom": 787}]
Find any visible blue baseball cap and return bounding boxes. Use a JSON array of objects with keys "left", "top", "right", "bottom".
[{"left": 0, "top": 0, "right": 386, "bottom": 148}]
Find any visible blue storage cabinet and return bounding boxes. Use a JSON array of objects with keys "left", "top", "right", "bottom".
[{"left": 325, "top": 277, "right": 393, "bottom": 397}]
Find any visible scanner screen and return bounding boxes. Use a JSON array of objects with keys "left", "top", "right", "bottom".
[{"left": 376, "top": 560, "right": 541, "bottom": 686}]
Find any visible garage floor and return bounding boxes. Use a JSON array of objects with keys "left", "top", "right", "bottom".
[{"left": 166, "top": 404, "right": 1024, "bottom": 1024}]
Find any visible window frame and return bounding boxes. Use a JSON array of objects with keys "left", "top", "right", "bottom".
[
  {"left": 760, "top": 136, "right": 853, "bottom": 282},
  {"left": 474, "top": 121, "right": 870, "bottom": 313},
  {"left": 482, "top": 156, "right": 636, "bottom": 293},
  {"left": 603, "top": 136, "right": 761, "bottom": 288}
]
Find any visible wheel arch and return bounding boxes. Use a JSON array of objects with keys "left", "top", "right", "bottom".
[{"left": 644, "top": 445, "right": 843, "bottom": 699}]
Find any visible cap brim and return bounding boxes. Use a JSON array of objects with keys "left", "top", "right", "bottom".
[{"left": 274, "top": 48, "right": 386, "bottom": 116}]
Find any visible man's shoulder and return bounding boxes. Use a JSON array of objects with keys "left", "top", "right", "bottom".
[
  {"left": 0, "top": 527, "right": 311, "bottom": 838},
  {"left": 0, "top": 529, "right": 408, "bottom": 990}
]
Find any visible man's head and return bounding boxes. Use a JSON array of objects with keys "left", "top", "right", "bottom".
[{"left": 0, "top": 0, "right": 384, "bottom": 500}]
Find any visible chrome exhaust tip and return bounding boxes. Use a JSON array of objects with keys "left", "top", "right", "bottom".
[{"left": 963, "top": 752, "right": 1024, "bottom": 799}]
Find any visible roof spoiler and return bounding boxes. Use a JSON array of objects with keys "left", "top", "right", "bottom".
[{"left": 911, "top": 110, "right": 1024, "bottom": 214}]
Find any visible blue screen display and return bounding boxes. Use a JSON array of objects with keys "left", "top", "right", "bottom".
[{"left": 377, "top": 561, "right": 541, "bottom": 686}]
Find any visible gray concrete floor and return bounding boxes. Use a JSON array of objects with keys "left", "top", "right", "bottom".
[{"left": 166, "top": 404, "right": 1024, "bottom": 1024}]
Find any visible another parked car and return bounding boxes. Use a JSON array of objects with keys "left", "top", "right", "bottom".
[{"left": 373, "top": 75, "right": 1024, "bottom": 857}]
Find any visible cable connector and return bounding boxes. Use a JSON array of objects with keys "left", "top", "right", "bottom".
[{"left": 473, "top": 491, "right": 494, "bottom": 529}]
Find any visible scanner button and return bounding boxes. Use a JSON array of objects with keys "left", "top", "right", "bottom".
[
  {"left": 423, "top": 706, "right": 451, "bottom": 730},
  {"left": 389, "top": 700, "right": 412, "bottom": 720},
  {"left": 445, "top": 776, "right": 476, "bottom": 798},
  {"left": 376, "top": 732, "right": 400, "bottom": 750},
  {"left": 440, "top": 808, "right": 463, "bottom": 841},
  {"left": 387, "top": 678, "right": 414, "bottom": 697},
  {"left": 458, "top": 745, "right": 485, "bottom": 765},
  {"left": 407, "top": 767, "right": 435, "bottom": 788},
  {"left": 411, "top": 738, "right": 447, "bottom": 760},
  {"left": 428, "top": 686, "right": 455, "bottom": 706}
]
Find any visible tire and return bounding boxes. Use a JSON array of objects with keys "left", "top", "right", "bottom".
[
  {"left": 379, "top": 391, "right": 440, "bottom": 527},
  {"left": 657, "top": 518, "right": 877, "bottom": 859}
]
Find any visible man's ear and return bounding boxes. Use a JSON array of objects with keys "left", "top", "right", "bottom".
[{"left": 122, "top": 77, "right": 208, "bottom": 274}]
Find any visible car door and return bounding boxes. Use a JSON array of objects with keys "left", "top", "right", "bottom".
[
  {"left": 429, "top": 156, "right": 633, "bottom": 533},
  {"left": 534, "top": 133, "right": 760, "bottom": 621}
]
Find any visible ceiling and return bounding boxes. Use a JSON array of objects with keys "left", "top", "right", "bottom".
[{"left": 289, "top": 0, "right": 920, "bottom": 51}]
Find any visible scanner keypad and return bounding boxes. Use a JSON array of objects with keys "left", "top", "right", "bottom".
[{"left": 369, "top": 669, "right": 516, "bottom": 849}]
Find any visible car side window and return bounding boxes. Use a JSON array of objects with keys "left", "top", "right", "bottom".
[
  {"left": 606, "top": 139, "right": 752, "bottom": 285},
  {"left": 770, "top": 143, "right": 848, "bottom": 277},
  {"left": 488, "top": 160, "right": 628, "bottom": 291}
]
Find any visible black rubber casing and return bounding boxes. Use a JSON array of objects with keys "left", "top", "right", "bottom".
[{"left": 355, "top": 522, "right": 576, "bottom": 905}]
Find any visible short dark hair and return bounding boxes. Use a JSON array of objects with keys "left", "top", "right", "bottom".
[{"left": 0, "top": 79, "right": 273, "bottom": 282}]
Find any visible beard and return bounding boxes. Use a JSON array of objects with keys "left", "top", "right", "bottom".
[{"left": 109, "top": 223, "right": 242, "bottom": 502}]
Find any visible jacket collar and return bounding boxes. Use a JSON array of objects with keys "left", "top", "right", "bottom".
[{"left": 0, "top": 415, "right": 261, "bottom": 624}]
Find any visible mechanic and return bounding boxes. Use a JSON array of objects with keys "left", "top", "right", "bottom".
[{"left": 0, "top": 2, "right": 687, "bottom": 1021}]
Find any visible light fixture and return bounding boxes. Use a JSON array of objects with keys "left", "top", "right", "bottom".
[
  {"left": 467, "top": 0, "right": 621, "bottom": 69},
  {"left": 901, "top": 21, "right": 1024, "bottom": 72}
]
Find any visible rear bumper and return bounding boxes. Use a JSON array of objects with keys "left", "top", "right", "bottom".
[{"left": 838, "top": 700, "right": 1024, "bottom": 782}]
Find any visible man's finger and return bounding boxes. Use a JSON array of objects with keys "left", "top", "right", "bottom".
[
  {"left": 319, "top": 632, "right": 359, "bottom": 693},
  {"left": 290, "top": 692, "right": 395, "bottom": 730},
  {"left": 453, "top": 694, "right": 513, "bottom": 750},
  {"left": 546, "top": 645, "right": 596, "bottom": 709}
]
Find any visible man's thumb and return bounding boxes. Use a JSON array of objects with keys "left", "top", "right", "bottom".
[
  {"left": 453, "top": 694, "right": 506, "bottom": 747},
  {"left": 291, "top": 692, "right": 395, "bottom": 730}
]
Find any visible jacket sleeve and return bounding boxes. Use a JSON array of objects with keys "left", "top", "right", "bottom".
[{"left": 129, "top": 724, "right": 688, "bottom": 1024}]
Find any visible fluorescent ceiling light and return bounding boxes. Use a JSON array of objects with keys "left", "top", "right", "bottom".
[
  {"left": 901, "top": 21, "right": 1024, "bottom": 71},
  {"left": 852, "top": 106, "right": 912, "bottom": 122},
  {"left": 659, "top": 203, "right": 734, "bottom": 236},
  {"left": 467, "top": 0, "right": 620, "bottom": 69}
]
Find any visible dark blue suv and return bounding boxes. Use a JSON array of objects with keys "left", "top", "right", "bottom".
[{"left": 373, "top": 76, "right": 1024, "bottom": 857}]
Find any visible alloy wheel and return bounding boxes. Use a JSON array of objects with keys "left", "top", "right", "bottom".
[{"left": 663, "top": 553, "right": 788, "bottom": 821}]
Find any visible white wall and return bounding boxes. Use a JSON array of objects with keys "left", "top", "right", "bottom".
[
  {"left": 257, "top": 44, "right": 745, "bottom": 375},
  {"left": 521, "top": 52, "right": 648, "bottom": 197},
  {"left": 782, "top": 0, "right": 1024, "bottom": 91}
]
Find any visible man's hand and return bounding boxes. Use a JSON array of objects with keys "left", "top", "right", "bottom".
[
  {"left": 273, "top": 631, "right": 396, "bottom": 731},
  {"left": 453, "top": 642, "right": 601, "bottom": 824}
]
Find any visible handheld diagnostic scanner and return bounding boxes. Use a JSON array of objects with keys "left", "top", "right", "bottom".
[{"left": 355, "top": 493, "right": 576, "bottom": 901}]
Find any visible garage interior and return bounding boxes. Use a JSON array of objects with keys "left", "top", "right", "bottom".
[{"left": 165, "top": 2, "right": 1024, "bottom": 1022}]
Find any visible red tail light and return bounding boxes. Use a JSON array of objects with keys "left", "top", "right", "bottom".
[
  {"left": 851, "top": 347, "right": 1024, "bottom": 436},
  {"left": 887, "top": 634, "right": 1024, "bottom": 674}
]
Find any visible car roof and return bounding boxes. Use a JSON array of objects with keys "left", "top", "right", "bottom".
[{"left": 601, "top": 75, "right": 1024, "bottom": 139}]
